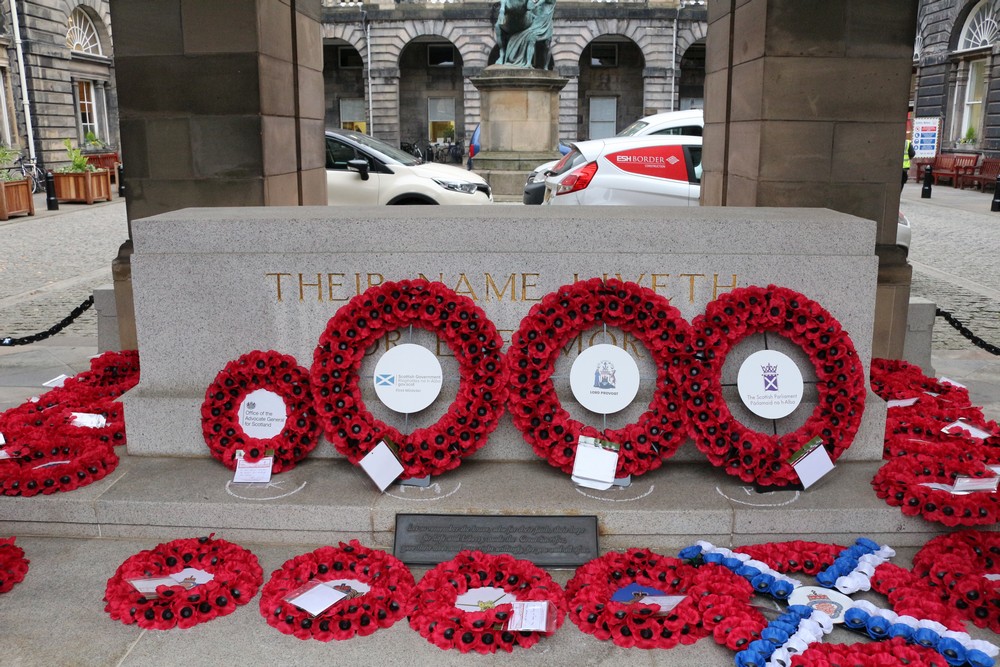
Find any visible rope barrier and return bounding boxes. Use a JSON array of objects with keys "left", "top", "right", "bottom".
[
  {"left": 1, "top": 296, "right": 94, "bottom": 346},
  {"left": 936, "top": 307, "right": 1000, "bottom": 356}
]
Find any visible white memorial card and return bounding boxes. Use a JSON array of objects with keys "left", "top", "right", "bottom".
[
  {"left": 373, "top": 344, "right": 443, "bottom": 414},
  {"left": 508, "top": 601, "right": 556, "bottom": 633},
  {"left": 571, "top": 436, "right": 620, "bottom": 490},
  {"left": 238, "top": 389, "right": 287, "bottom": 439},
  {"left": 284, "top": 581, "right": 349, "bottom": 616},
  {"left": 886, "top": 397, "right": 919, "bottom": 409},
  {"left": 788, "top": 436, "right": 834, "bottom": 490},
  {"left": 42, "top": 374, "right": 69, "bottom": 388},
  {"left": 359, "top": 440, "right": 405, "bottom": 492},
  {"left": 455, "top": 587, "right": 515, "bottom": 611},
  {"left": 0, "top": 449, "right": 9, "bottom": 461},
  {"left": 569, "top": 344, "right": 641, "bottom": 415},
  {"left": 127, "top": 576, "right": 179, "bottom": 597},
  {"left": 171, "top": 568, "right": 214, "bottom": 587},
  {"left": 232, "top": 450, "right": 274, "bottom": 484},
  {"left": 737, "top": 350, "right": 804, "bottom": 419},
  {"left": 0, "top": 432, "right": 6, "bottom": 445},
  {"left": 71, "top": 412, "right": 107, "bottom": 428},
  {"left": 942, "top": 419, "right": 994, "bottom": 440},
  {"left": 939, "top": 377, "right": 967, "bottom": 389},
  {"left": 952, "top": 476, "right": 1000, "bottom": 494}
]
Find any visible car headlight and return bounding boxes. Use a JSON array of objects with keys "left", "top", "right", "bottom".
[{"left": 433, "top": 178, "right": 479, "bottom": 195}]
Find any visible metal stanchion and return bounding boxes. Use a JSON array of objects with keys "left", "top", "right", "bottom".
[
  {"left": 921, "top": 165, "right": 933, "bottom": 199},
  {"left": 991, "top": 174, "right": 1000, "bottom": 212},
  {"left": 45, "top": 171, "right": 58, "bottom": 211},
  {"left": 117, "top": 163, "right": 125, "bottom": 198}
]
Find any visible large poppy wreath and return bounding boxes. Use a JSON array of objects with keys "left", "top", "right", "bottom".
[
  {"left": 311, "top": 279, "right": 507, "bottom": 479},
  {"left": 201, "top": 350, "right": 319, "bottom": 474},
  {"left": 871, "top": 454, "right": 999, "bottom": 526},
  {"left": 506, "top": 277, "right": 692, "bottom": 478},
  {"left": 565, "top": 548, "right": 766, "bottom": 651},
  {"left": 0, "top": 537, "right": 29, "bottom": 594},
  {"left": 910, "top": 530, "right": 1000, "bottom": 633},
  {"left": 104, "top": 535, "right": 262, "bottom": 630},
  {"left": 408, "top": 549, "right": 566, "bottom": 653},
  {"left": 681, "top": 285, "right": 866, "bottom": 487},
  {"left": 0, "top": 427, "right": 118, "bottom": 497},
  {"left": 259, "top": 541, "right": 414, "bottom": 641}
]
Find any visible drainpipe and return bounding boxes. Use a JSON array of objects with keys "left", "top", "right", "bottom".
[
  {"left": 9, "top": 0, "right": 35, "bottom": 160},
  {"left": 671, "top": 15, "right": 678, "bottom": 111},
  {"left": 363, "top": 10, "right": 372, "bottom": 135}
]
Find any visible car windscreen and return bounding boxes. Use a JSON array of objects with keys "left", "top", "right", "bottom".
[
  {"left": 616, "top": 120, "right": 649, "bottom": 137},
  {"left": 336, "top": 132, "right": 421, "bottom": 166}
]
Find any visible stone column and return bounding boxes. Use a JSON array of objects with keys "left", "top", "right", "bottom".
[
  {"left": 703, "top": 0, "right": 917, "bottom": 358},
  {"left": 108, "top": 0, "right": 325, "bottom": 348}
]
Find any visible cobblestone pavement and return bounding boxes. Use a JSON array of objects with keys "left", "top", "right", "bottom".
[
  {"left": 0, "top": 198, "right": 126, "bottom": 340},
  {"left": 901, "top": 184, "right": 1000, "bottom": 351}
]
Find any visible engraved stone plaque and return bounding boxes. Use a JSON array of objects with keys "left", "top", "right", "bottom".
[{"left": 393, "top": 514, "right": 599, "bottom": 568}]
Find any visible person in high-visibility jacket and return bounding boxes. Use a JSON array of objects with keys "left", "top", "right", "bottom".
[{"left": 903, "top": 138, "right": 915, "bottom": 190}]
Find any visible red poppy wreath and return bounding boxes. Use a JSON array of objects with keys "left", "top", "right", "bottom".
[
  {"left": 0, "top": 537, "right": 29, "bottom": 594},
  {"left": 910, "top": 530, "right": 1000, "bottom": 633},
  {"left": 790, "top": 637, "right": 948, "bottom": 667},
  {"left": 311, "top": 279, "right": 507, "bottom": 479},
  {"left": 201, "top": 350, "right": 319, "bottom": 474},
  {"left": 871, "top": 453, "right": 999, "bottom": 526},
  {"left": 0, "top": 429, "right": 118, "bottom": 497},
  {"left": 506, "top": 277, "right": 692, "bottom": 478},
  {"left": 259, "top": 541, "right": 414, "bottom": 641},
  {"left": 104, "top": 535, "right": 262, "bottom": 630},
  {"left": 408, "top": 550, "right": 566, "bottom": 653},
  {"left": 682, "top": 285, "right": 866, "bottom": 487},
  {"left": 565, "top": 548, "right": 766, "bottom": 650}
]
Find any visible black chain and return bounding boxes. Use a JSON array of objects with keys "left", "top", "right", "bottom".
[
  {"left": 1, "top": 296, "right": 94, "bottom": 346},
  {"left": 936, "top": 307, "right": 1000, "bottom": 356}
]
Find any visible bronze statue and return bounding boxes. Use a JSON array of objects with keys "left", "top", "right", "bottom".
[{"left": 495, "top": 0, "right": 556, "bottom": 69}]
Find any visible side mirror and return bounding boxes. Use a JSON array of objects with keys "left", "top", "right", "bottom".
[{"left": 347, "top": 158, "right": 370, "bottom": 181}]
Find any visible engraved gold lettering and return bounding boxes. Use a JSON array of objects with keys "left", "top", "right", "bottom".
[
  {"left": 521, "top": 273, "right": 541, "bottom": 302},
  {"left": 589, "top": 330, "right": 617, "bottom": 347},
  {"left": 485, "top": 273, "right": 517, "bottom": 302},
  {"left": 436, "top": 337, "right": 455, "bottom": 357},
  {"left": 713, "top": 273, "right": 738, "bottom": 299},
  {"left": 562, "top": 332, "right": 583, "bottom": 356},
  {"left": 418, "top": 273, "right": 445, "bottom": 283},
  {"left": 367, "top": 273, "right": 384, "bottom": 289},
  {"left": 453, "top": 273, "right": 478, "bottom": 300},
  {"left": 680, "top": 273, "right": 705, "bottom": 303},
  {"left": 298, "top": 273, "right": 322, "bottom": 301},
  {"left": 651, "top": 274, "right": 669, "bottom": 295},
  {"left": 620, "top": 331, "right": 643, "bottom": 357},
  {"left": 327, "top": 273, "right": 346, "bottom": 301},
  {"left": 266, "top": 272, "right": 291, "bottom": 302},
  {"left": 497, "top": 328, "right": 515, "bottom": 348},
  {"left": 603, "top": 273, "right": 645, "bottom": 285}
]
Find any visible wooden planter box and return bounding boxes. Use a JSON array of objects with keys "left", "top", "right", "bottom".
[
  {"left": 53, "top": 169, "right": 112, "bottom": 204},
  {"left": 0, "top": 177, "right": 35, "bottom": 220}
]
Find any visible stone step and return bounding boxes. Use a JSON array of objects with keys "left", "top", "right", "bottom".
[{"left": 0, "top": 452, "right": 959, "bottom": 553}]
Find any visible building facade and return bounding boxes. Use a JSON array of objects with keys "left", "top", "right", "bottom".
[
  {"left": 320, "top": 0, "right": 707, "bottom": 154},
  {"left": 913, "top": 0, "right": 1000, "bottom": 156},
  {"left": 0, "top": 0, "right": 118, "bottom": 171}
]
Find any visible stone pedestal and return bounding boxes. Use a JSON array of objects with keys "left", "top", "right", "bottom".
[{"left": 470, "top": 65, "right": 567, "bottom": 197}]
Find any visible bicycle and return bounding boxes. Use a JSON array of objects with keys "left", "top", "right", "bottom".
[{"left": 13, "top": 154, "right": 45, "bottom": 194}]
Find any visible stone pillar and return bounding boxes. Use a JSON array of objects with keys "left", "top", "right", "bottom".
[
  {"left": 470, "top": 65, "right": 568, "bottom": 196},
  {"left": 703, "top": 0, "right": 917, "bottom": 358},
  {"left": 108, "top": 0, "right": 325, "bottom": 349}
]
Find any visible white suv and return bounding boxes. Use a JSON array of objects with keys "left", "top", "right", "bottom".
[
  {"left": 542, "top": 135, "right": 702, "bottom": 206},
  {"left": 326, "top": 130, "right": 492, "bottom": 205},
  {"left": 523, "top": 109, "right": 703, "bottom": 204}
]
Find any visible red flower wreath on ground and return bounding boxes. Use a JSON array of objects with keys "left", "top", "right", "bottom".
[
  {"left": 506, "top": 277, "right": 693, "bottom": 478},
  {"left": 201, "top": 350, "right": 319, "bottom": 473},
  {"left": 0, "top": 429, "right": 118, "bottom": 497},
  {"left": 910, "top": 530, "right": 1000, "bottom": 633},
  {"left": 565, "top": 548, "right": 766, "bottom": 650},
  {"left": 870, "top": 357, "right": 974, "bottom": 409},
  {"left": 0, "top": 537, "right": 29, "bottom": 594},
  {"left": 104, "top": 535, "right": 262, "bottom": 630},
  {"left": 871, "top": 453, "right": 999, "bottom": 526},
  {"left": 870, "top": 561, "right": 968, "bottom": 630},
  {"left": 789, "top": 637, "right": 948, "bottom": 667},
  {"left": 735, "top": 540, "right": 844, "bottom": 577},
  {"left": 409, "top": 549, "right": 566, "bottom": 653},
  {"left": 259, "top": 541, "right": 414, "bottom": 641},
  {"left": 682, "top": 285, "right": 866, "bottom": 487},
  {"left": 311, "top": 279, "right": 507, "bottom": 479}
]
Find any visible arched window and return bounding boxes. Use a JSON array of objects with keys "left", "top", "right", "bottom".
[
  {"left": 66, "top": 7, "right": 102, "bottom": 55},
  {"left": 958, "top": 0, "right": 1000, "bottom": 52}
]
